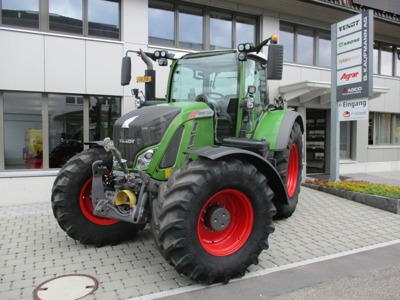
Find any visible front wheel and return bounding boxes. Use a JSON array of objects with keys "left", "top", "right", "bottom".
[
  {"left": 51, "top": 148, "right": 141, "bottom": 246},
  {"left": 151, "top": 157, "right": 275, "bottom": 284},
  {"left": 274, "top": 122, "right": 303, "bottom": 219}
]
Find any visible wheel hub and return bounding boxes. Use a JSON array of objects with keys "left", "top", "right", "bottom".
[{"left": 204, "top": 206, "right": 231, "bottom": 232}]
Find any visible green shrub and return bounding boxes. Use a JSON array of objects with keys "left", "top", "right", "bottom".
[{"left": 306, "top": 179, "right": 400, "bottom": 199}]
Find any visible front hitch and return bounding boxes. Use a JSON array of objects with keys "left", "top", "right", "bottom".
[{"left": 91, "top": 160, "right": 148, "bottom": 224}]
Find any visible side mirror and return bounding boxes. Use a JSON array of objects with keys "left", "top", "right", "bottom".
[
  {"left": 267, "top": 44, "right": 283, "bottom": 80},
  {"left": 121, "top": 56, "right": 132, "bottom": 86}
]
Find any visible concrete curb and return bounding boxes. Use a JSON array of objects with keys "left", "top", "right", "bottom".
[{"left": 302, "top": 183, "right": 400, "bottom": 214}]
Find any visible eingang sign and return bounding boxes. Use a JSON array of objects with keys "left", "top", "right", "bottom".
[{"left": 335, "top": 10, "right": 373, "bottom": 101}]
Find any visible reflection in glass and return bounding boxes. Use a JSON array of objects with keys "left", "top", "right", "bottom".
[
  {"left": 149, "top": 3, "right": 174, "bottom": 46},
  {"left": 340, "top": 121, "right": 351, "bottom": 159},
  {"left": 49, "top": 0, "right": 82, "bottom": 34},
  {"left": 89, "top": 0, "right": 120, "bottom": 39},
  {"left": 297, "top": 28, "right": 314, "bottom": 65},
  {"left": 377, "top": 113, "right": 391, "bottom": 144},
  {"left": 3, "top": 92, "right": 42, "bottom": 169},
  {"left": 236, "top": 18, "right": 255, "bottom": 46},
  {"left": 48, "top": 94, "right": 84, "bottom": 168},
  {"left": 179, "top": 6, "right": 203, "bottom": 49},
  {"left": 373, "top": 46, "right": 379, "bottom": 74},
  {"left": 1, "top": 0, "right": 39, "bottom": 28},
  {"left": 318, "top": 33, "right": 331, "bottom": 68},
  {"left": 380, "top": 45, "right": 393, "bottom": 76},
  {"left": 396, "top": 47, "right": 400, "bottom": 77},
  {"left": 89, "top": 96, "right": 121, "bottom": 141},
  {"left": 280, "top": 24, "right": 294, "bottom": 62},
  {"left": 395, "top": 115, "right": 400, "bottom": 144},
  {"left": 210, "top": 13, "right": 232, "bottom": 50}
]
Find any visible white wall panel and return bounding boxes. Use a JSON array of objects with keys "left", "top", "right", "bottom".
[
  {"left": 123, "top": 0, "right": 148, "bottom": 45},
  {"left": 0, "top": 31, "right": 44, "bottom": 91},
  {"left": 44, "top": 36, "right": 86, "bottom": 94},
  {"left": 86, "top": 41, "right": 124, "bottom": 95}
]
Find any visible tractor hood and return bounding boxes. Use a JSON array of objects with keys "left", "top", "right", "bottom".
[{"left": 113, "top": 106, "right": 181, "bottom": 168}]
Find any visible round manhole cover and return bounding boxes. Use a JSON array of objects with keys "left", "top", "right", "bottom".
[{"left": 33, "top": 274, "right": 99, "bottom": 300}]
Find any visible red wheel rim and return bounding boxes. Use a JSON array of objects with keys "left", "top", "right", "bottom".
[
  {"left": 79, "top": 178, "right": 119, "bottom": 226},
  {"left": 287, "top": 143, "right": 299, "bottom": 197},
  {"left": 197, "top": 189, "right": 254, "bottom": 256}
]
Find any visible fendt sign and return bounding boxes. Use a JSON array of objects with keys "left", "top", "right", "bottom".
[{"left": 335, "top": 10, "right": 373, "bottom": 101}]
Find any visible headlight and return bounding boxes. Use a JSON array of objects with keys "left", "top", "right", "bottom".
[{"left": 136, "top": 148, "right": 157, "bottom": 170}]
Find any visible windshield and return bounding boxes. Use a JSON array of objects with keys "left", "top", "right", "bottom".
[{"left": 170, "top": 52, "right": 239, "bottom": 111}]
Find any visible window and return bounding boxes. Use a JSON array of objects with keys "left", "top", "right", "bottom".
[
  {"left": 297, "top": 28, "right": 314, "bottom": 65},
  {"left": 1, "top": 0, "right": 39, "bottom": 29},
  {"left": 280, "top": 23, "right": 294, "bottom": 62},
  {"left": 89, "top": 96, "right": 121, "bottom": 141},
  {"left": 0, "top": 0, "right": 121, "bottom": 40},
  {"left": 148, "top": 1, "right": 174, "bottom": 46},
  {"left": 236, "top": 17, "right": 256, "bottom": 45},
  {"left": 3, "top": 92, "right": 42, "bottom": 170},
  {"left": 179, "top": 6, "right": 203, "bottom": 49},
  {"left": 369, "top": 112, "right": 400, "bottom": 145},
  {"left": 380, "top": 45, "right": 393, "bottom": 76},
  {"left": 318, "top": 32, "right": 331, "bottom": 68},
  {"left": 49, "top": 0, "right": 83, "bottom": 34},
  {"left": 1, "top": 91, "right": 121, "bottom": 170},
  {"left": 210, "top": 12, "right": 232, "bottom": 50},
  {"left": 88, "top": 0, "right": 120, "bottom": 39},
  {"left": 148, "top": 0, "right": 258, "bottom": 50},
  {"left": 280, "top": 22, "right": 330, "bottom": 67},
  {"left": 48, "top": 94, "right": 84, "bottom": 168},
  {"left": 374, "top": 43, "right": 400, "bottom": 77},
  {"left": 396, "top": 47, "right": 400, "bottom": 77}
]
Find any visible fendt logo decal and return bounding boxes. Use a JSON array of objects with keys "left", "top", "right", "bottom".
[
  {"left": 119, "top": 139, "right": 135, "bottom": 144},
  {"left": 338, "top": 19, "right": 360, "bottom": 33}
]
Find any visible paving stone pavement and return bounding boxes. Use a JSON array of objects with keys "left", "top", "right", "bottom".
[{"left": 1, "top": 187, "right": 400, "bottom": 300}]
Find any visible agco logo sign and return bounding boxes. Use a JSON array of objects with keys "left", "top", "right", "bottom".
[{"left": 342, "top": 86, "right": 362, "bottom": 95}]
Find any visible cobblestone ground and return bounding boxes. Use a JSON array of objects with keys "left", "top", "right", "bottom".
[{"left": 1, "top": 187, "right": 400, "bottom": 300}]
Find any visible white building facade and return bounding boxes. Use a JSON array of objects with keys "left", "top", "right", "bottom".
[{"left": 0, "top": 0, "right": 399, "bottom": 179}]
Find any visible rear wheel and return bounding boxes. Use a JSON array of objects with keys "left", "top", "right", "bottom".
[
  {"left": 51, "top": 148, "right": 141, "bottom": 246},
  {"left": 151, "top": 157, "right": 275, "bottom": 284},
  {"left": 274, "top": 122, "right": 303, "bottom": 219}
]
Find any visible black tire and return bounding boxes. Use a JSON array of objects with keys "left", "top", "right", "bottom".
[
  {"left": 273, "top": 122, "right": 303, "bottom": 219},
  {"left": 51, "top": 148, "right": 141, "bottom": 247},
  {"left": 151, "top": 157, "right": 275, "bottom": 284}
]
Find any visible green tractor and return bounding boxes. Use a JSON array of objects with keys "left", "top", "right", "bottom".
[{"left": 51, "top": 35, "right": 304, "bottom": 284}]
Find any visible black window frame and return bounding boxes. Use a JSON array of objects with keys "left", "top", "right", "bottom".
[
  {"left": 280, "top": 21, "right": 331, "bottom": 68},
  {"left": 148, "top": 0, "right": 259, "bottom": 51},
  {"left": 0, "top": 0, "right": 121, "bottom": 40}
]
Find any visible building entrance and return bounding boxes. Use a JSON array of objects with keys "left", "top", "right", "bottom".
[{"left": 306, "top": 109, "right": 327, "bottom": 174}]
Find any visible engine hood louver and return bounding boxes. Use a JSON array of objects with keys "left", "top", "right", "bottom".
[{"left": 113, "top": 106, "right": 181, "bottom": 168}]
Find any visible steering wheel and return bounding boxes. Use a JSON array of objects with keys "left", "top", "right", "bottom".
[{"left": 195, "top": 92, "right": 224, "bottom": 102}]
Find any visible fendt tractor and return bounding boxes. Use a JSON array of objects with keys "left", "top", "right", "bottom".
[{"left": 51, "top": 34, "right": 304, "bottom": 284}]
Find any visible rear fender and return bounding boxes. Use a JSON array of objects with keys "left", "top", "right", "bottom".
[{"left": 186, "top": 146, "right": 288, "bottom": 205}]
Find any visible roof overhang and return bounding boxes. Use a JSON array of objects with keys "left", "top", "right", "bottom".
[{"left": 279, "top": 81, "right": 390, "bottom": 108}]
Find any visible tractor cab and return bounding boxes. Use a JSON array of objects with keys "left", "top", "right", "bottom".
[{"left": 168, "top": 50, "right": 271, "bottom": 142}]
